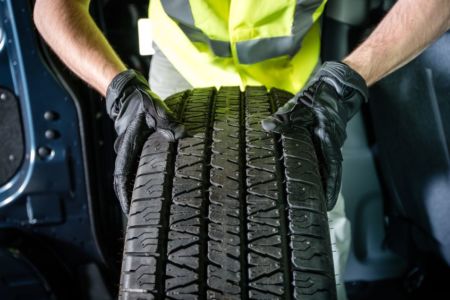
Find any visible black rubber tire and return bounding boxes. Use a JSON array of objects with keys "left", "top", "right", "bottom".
[{"left": 119, "top": 86, "right": 336, "bottom": 300}]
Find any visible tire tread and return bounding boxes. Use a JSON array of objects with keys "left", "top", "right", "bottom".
[{"left": 120, "top": 87, "right": 336, "bottom": 300}]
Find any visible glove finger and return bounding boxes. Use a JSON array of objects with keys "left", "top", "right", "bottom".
[
  {"left": 114, "top": 113, "right": 152, "bottom": 214},
  {"left": 261, "top": 116, "right": 284, "bottom": 133},
  {"left": 113, "top": 174, "right": 130, "bottom": 214},
  {"left": 146, "top": 113, "right": 186, "bottom": 141},
  {"left": 324, "top": 156, "right": 342, "bottom": 211},
  {"left": 261, "top": 97, "right": 296, "bottom": 133},
  {"left": 164, "top": 122, "right": 187, "bottom": 140},
  {"left": 313, "top": 127, "right": 343, "bottom": 211},
  {"left": 159, "top": 117, "right": 187, "bottom": 141},
  {"left": 142, "top": 97, "right": 187, "bottom": 141}
]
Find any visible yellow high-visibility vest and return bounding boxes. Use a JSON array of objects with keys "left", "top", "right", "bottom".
[{"left": 149, "top": 0, "right": 327, "bottom": 94}]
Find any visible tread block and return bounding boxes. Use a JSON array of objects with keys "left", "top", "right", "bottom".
[
  {"left": 125, "top": 227, "right": 159, "bottom": 254},
  {"left": 293, "top": 272, "right": 333, "bottom": 298},
  {"left": 121, "top": 291, "right": 155, "bottom": 300},
  {"left": 207, "top": 265, "right": 241, "bottom": 294},
  {"left": 128, "top": 199, "right": 162, "bottom": 226},
  {"left": 132, "top": 174, "right": 165, "bottom": 200},
  {"left": 122, "top": 255, "right": 157, "bottom": 291},
  {"left": 165, "top": 263, "right": 198, "bottom": 290},
  {"left": 288, "top": 209, "right": 328, "bottom": 237},
  {"left": 248, "top": 253, "right": 281, "bottom": 279},
  {"left": 168, "top": 244, "right": 199, "bottom": 269}
]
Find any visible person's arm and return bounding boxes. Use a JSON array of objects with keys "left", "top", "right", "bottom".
[
  {"left": 263, "top": 0, "right": 450, "bottom": 210},
  {"left": 34, "top": 0, "right": 186, "bottom": 214},
  {"left": 343, "top": 0, "right": 450, "bottom": 86},
  {"left": 33, "top": 0, "right": 127, "bottom": 95}
]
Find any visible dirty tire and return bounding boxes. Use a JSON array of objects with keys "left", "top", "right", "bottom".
[{"left": 119, "top": 87, "right": 336, "bottom": 300}]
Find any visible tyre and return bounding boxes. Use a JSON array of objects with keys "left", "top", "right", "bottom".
[{"left": 120, "top": 86, "right": 336, "bottom": 299}]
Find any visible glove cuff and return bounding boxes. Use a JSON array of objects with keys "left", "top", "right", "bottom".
[{"left": 315, "top": 61, "right": 369, "bottom": 103}]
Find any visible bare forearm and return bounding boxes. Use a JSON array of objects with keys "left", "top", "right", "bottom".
[
  {"left": 34, "top": 0, "right": 126, "bottom": 95},
  {"left": 343, "top": 0, "right": 450, "bottom": 86}
]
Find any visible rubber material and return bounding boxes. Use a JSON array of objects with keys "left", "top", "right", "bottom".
[
  {"left": 0, "top": 88, "right": 24, "bottom": 186},
  {"left": 119, "top": 86, "right": 336, "bottom": 299}
]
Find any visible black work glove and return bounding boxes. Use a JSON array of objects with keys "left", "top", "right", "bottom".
[
  {"left": 261, "top": 62, "right": 368, "bottom": 210},
  {"left": 106, "top": 69, "right": 186, "bottom": 213}
]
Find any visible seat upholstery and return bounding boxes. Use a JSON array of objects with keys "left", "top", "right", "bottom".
[{"left": 369, "top": 31, "right": 450, "bottom": 265}]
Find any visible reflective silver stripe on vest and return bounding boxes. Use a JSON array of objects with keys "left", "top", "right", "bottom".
[
  {"left": 161, "top": 0, "right": 323, "bottom": 63},
  {"left": 237, "top": 0, "right": 323, "bottom": 64},
  {"left": 161, "top": 0, "right": 232, "bottom": 57}
]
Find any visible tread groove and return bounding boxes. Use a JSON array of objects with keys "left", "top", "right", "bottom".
[
  {"left": 240, "top": 90, "right": 249, "bottom": 300},
  {"left": 199, "top": 88, "right": 218, "bottom": 300}
]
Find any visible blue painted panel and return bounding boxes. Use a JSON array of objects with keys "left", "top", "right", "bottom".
[{"left": 0, "top": 0, "right": 102, "bottom": 265}]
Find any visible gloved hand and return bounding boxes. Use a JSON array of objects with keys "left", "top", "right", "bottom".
[
  {"left": 106, "top": 69, "right": 186, "bottom": 213},
  {"left": 261, "top": 62, "right": 368, "bottom": 210}
]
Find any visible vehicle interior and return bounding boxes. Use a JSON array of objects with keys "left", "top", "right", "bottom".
[{"left": 0, "top": 0, "right": 449, "bottom": 299}]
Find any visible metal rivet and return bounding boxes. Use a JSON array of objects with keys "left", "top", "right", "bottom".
[
  {"left": 44, "top": 111, "right": 59, "bottom": 121},
  {"left": 8, "top": 154, "right": 14, "bottom": 161},
  {"left": 38, "top": 146, "right": 52, "bottom": 158},
  {"left": 0, "top": 93, "right": 7, "bottom": 101},
  {"left": 45, "top": 129, "right": 59, "bottom": 139}
]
